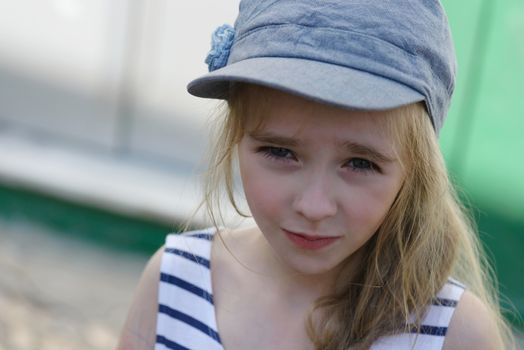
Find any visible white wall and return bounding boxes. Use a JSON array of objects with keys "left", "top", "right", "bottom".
[
  {"left": 0, "top": 0, "right": 240, "bottom": 160},
  {"left": 0, "top": 0, "right": 242, "bottom": 224}
]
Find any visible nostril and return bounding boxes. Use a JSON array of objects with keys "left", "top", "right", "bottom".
[{"left": 292, "top": 193, "right": 337, "bottom": 222}]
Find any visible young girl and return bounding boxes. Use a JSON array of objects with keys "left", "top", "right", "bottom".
[{"left": 119, "top": 1, "right": 514, "bottom": 349}]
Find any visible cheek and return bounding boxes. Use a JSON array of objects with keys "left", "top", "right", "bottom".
[
  {"left": 239, "top": 156, "right": 286, "bottom": 221},
  {"left": 343, "top": 180, "right": 401, "bottom": 231}
]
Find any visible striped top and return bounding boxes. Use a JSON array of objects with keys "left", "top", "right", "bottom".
[{"left": 155, "top": 229, "right": 465, "bottom": 350}]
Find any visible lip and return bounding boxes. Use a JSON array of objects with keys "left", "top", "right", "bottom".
[{"left": 283, "top": 229, "right": 341, "bottom": 250}]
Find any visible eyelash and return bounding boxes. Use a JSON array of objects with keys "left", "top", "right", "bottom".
[
  {"left": 347, "top": 158, "right": 379, "bottom": 173},
  {"left": 260, "top": 146, "right": 296, "bottom": 162},
  {"left": 258, "top": 146, "right": 379, "bottom": 173}
]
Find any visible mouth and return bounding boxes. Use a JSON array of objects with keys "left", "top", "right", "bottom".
[{"left": 282, "top": 229, "right": 341, "bottom": 250}]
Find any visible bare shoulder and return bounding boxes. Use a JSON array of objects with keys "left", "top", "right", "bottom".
[
  {"left": 117, "top": 246, "right": 163, "bottom": 350},
  {"left": 443, "top": 290, "right": 505, "bottom": 350}
]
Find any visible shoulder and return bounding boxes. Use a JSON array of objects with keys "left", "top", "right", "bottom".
[
  {"left": 117, "top": 246, "right": 163, "bottom": 350},
  {"left": 443, "top": 290, "right": 504, "bottom": 350},
  {"left": 117, "top": 229, "right": 218, "bottom": 349}
]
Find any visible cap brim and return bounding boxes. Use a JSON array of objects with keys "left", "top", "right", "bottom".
[{"left": 187, "top": 57, "right": 424, "bottom": 111}]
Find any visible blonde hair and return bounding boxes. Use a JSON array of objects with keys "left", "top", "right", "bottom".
[{"left": 200, "top": 83, "right": 515, "bottom": 349}]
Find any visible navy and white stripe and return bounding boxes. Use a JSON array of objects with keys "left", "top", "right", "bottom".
[
  {"left": 155, "top": 228, "right": 223, "bottom": 350},
  {"left": 155, "top": 228, "right": 465, "bottom": 350}
]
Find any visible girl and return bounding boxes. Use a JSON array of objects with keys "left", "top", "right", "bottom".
[{"left": 119, "top": 1, "right": 514, "bottom": 349}]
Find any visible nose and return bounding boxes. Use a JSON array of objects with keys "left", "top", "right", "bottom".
[{"left": 292, "top": 171, "right": 338, "bottom": 222}]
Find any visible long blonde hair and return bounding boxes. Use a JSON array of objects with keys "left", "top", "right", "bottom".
[{"left": 200, "top": 83, "right": 515, "bottom": 349}]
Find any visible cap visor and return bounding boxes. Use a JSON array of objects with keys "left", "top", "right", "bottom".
[{"left": 187, "top": 57, "right": 424, "bottom": 111}]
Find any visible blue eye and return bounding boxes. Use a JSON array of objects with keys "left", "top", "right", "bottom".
[
  {"left": 346, "top": 158, "right": 378, "bottom": 173},
  {"left": 260, "top": 146, "right": 296, "bottom": 161}
]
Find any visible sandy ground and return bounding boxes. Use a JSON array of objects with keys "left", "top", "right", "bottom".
[{"left": 0, "top": 219, "right": 149, "bottom": 350}]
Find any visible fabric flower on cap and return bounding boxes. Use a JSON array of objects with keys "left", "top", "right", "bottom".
[{"left": 205, "top": 24, "right": 235, "bottom": 72}]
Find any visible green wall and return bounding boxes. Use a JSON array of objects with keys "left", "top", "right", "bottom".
[
  {"left": 441, "top": 0, "right": 524, "bottom": 326},
  {"left": 0, "top": 184, "right": 176, "bottom": 255}
]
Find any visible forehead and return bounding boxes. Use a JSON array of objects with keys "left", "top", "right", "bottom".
[{"left": 240, "top": 86, "right": 399, "bottom": 148}]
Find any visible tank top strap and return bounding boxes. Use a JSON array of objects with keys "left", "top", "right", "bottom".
[
  {"left": 370, "top": 279, "right": 466, "bottom": 350},
  {"left": 155, "top": 228, "right": 224, "bottom": 350}
]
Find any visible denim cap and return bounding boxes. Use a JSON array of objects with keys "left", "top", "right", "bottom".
[{"left": 187, "top": 0, "right": 457, "bottom": 134}]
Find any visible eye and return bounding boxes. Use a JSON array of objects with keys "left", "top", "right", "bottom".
[
  {"left": 259, "top": 146, "right": 296, "bottom": 161},
  {"left": 346, "top": 158, "right": 379, "bottom": 173}
]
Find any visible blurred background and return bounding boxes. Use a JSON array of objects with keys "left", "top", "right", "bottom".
[{"left": 0, "top": 0, "right": 522, "bottom": 349}]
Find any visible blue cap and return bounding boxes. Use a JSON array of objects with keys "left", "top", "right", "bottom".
[{"left": 187, "top": 0, "right": 457, "bottom": 134}]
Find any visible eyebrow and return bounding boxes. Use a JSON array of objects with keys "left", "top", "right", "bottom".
[
  {"left": 340, "top": 140, "right": 395, "bottom": 163},
  {"left": 248, "top": 132, "right": 299, "bottom": 147},
  {"left": 248, "top": 131, "right": 396, "bottom": 163}
]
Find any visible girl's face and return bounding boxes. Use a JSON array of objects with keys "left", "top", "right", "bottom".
[{"left": 237, "top": 89, "right": 405, "bottom": 277}]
